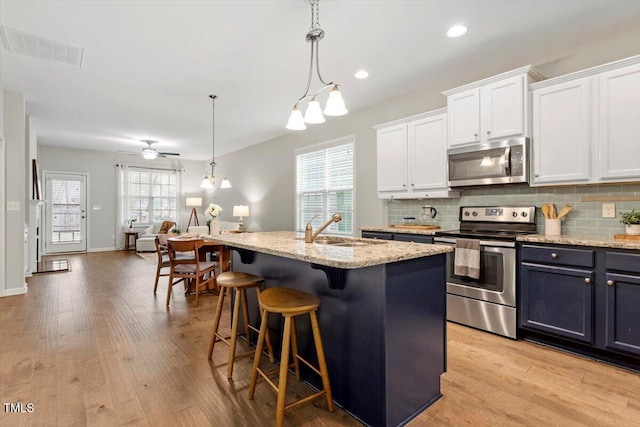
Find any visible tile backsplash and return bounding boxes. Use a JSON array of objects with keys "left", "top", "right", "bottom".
[{"left": 387, "top": 183, "right": 640, "bottom": 237}]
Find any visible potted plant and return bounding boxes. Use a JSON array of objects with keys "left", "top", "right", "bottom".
[
  {"left": 127, "top": 218, "right": 137, "bottom": 229},
  {"left": 620, "top": 209, "right": 640, "bottom": 235}
]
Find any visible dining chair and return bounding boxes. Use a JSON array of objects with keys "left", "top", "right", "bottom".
[
  {"left": 153, "top": 236, "right": 171, "bottom": 294},
  {"left": 166, "top": 238, "right": 218, "bottom": 307},
  {"left": 153, "top": 235, "right": 194, "bottom": 294}
]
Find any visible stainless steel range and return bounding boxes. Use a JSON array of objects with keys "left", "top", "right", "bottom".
[{"left": 434, "top": 206, "right": 536, "bottom": 339}]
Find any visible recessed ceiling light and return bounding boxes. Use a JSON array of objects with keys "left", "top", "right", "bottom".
[
  {"left": 354, "top": 70, "right": 369, "bottom": 79},
  {"left": 447, "top": 24, "right": 468, "bottom": 38}
]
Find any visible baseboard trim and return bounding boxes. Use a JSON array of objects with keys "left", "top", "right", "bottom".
[
  {"left": 4, "top": 283, "right": 28, "bottom": 297},
  {"left": 89, "top": 247, "right": 117, "bottom": 252}
]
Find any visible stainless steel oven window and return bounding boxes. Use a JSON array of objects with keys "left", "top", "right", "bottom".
[{"left": 447, "top": 248, "right": 505, "bottom": 292}]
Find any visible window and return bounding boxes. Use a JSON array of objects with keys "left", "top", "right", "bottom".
[
  {"left": 50, "top": 178, "right": 81, "bottom": 243},
  {"left": 296, "top": 137, "right": 354, "bottom": 235},
  {"left": 128, "top": 168, "right": 177, "bottom": 223}
]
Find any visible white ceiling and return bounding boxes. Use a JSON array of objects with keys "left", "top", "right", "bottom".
[{"left": 1, "top": 1, "right": 639, "bottom": 160}]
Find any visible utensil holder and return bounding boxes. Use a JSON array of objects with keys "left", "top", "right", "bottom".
[{"left": 545, "top": 219, "right": 561, "bottom": 236}]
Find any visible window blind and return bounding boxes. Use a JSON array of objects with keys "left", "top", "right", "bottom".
[
  {"left": 128, "top": 168, "right": 177, "bottom": 224},
  {"left": 296, "top": 139, "right": 354, "bottom": 234}
]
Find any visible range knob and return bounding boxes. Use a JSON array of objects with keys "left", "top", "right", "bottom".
[
  {"left": 512, "top": 212, "right": 518, "bottom": 217},
  {"left": 464, "top": 211, "right": 470, "bottom": 217},
  {"left": 472, "top": 211, "right": 478, "bottom": 217},
  {"left": 521, "top": 212, "right": 528, "bottom": 217}
]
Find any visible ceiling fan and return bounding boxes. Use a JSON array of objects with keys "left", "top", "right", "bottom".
[{"left": 139, "top": 140, "right": 180, "bottom": 160}]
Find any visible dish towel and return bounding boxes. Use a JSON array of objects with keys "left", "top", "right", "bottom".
[{"left": 454, "top": 238, "right": 481, "bottom": 279}]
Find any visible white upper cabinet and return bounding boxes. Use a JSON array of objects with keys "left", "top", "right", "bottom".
[
  {"left": 409, "top": 114, "right": 449, "bottom": 191},
  {"left": 482, "top": 76, "right": 525, "bottom": 141},
  {"left": 530, "top": 56, "right": 640, "bottom": 186},
  {"left": 444, "top": 66, "right": 543, "bottom": 149},
  {"left": 531, "top": 78, "right": 592, "bottom": 185},
  {"left": 597, "top": 63, "right": 640, "bottom": 180},
  {"left": 447, "top": 89, "right": 480, "bottom": 146},
  {"left": 375, "top": 109, "right": 459, "bottom": 199},
  {"left": 376, "top": 124, "right": 407, "bottom": 192}
]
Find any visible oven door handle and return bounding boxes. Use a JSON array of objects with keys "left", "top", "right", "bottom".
[{"left": 434, "top": 237, "right": 516, "bottom": 248}]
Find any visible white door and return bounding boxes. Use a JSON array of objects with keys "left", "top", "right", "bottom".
[
  {"left": 376, "top": 125, "right": 408, "bottom": 193},
  {"left": 410, "top": 114, "right": 448, "bottom": 191},
  {"left": 447, "top": 88, "right": 480, "bottom": 147},
  {"left": 597, "top": 63, "right": 640, "bottom": 181},
  {"left": 531, "top": 78, "right": 592, "bottom": 186},
  {"left": 481, "top": 75, "right": 525, "bottom": 141},
  {"left": 44, "top": 172, "right": 88, "bottom": 253}
]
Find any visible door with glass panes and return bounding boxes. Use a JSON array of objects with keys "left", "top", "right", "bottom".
[{"left": 44, "top": 172, "right": 87, "bottom": 253}]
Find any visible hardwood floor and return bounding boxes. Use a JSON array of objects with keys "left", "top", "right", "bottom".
[{"left": 1, "top": 251, "right": 638, "bottom": 426}]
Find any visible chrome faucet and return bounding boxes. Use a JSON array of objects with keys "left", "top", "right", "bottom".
[{"left": 304, "top": 213, "right": 342, "bottom": 243}]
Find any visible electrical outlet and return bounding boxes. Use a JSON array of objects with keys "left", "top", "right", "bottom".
[{"left": 602, "top": 203, "right": 616, "bottom": 218}]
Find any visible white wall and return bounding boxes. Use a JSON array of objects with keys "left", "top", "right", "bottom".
[
  {"left": 38, "top": 146, "right": 207, "bottom": 250},
  {"left": 213, "top": 23, "right": 640, "bottom": 233},
  {"left": 3, "top": 90, "right": 27, "bottom": 295}
]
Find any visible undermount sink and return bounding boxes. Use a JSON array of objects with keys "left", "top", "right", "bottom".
[{"left": 296, "top": 236, "right": 388, "bottom": 247}]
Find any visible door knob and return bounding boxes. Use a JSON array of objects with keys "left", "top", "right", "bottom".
[
  {"left": 584, "top": 278, "right": 591, "bottom": 284},
  {"left": 607, "top": 280, "right": 614, "bottom": 286}
]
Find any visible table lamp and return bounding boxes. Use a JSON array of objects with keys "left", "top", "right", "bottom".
[
  {"left": 233, "top": 205, "right": 249, "bottom": 232},
  {"left": 186, "top": 197, "right": 203, "bottom": 228}
]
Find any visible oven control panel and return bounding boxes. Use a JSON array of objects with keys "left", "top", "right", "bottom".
[{"left": 460, "top": 206, "right": 535, "bottom": 223}]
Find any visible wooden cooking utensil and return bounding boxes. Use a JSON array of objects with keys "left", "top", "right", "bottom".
[
  {"left": 557, "top": 205, "right": 572, "bottom": 219},
  {"left": 550, "top": 204, "right": 557, "bottom": 219},
  {"left": 541, "top": 204, "right": 550, "bottom": 219}
]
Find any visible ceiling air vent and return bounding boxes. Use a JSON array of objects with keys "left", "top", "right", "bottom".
[{"left": 0, "top": 26, "right": 83, "bottom": 68}]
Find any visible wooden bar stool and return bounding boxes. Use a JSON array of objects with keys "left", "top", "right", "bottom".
[
  {"left": 207, "top": 272, "right": 275, "bottom": 379},
  {"left": 248, "top": 287, "right": 334, "bottom": 427}
]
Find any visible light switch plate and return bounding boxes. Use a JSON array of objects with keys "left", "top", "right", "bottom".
[
  {"left": 7, "top": 201, "right": 20, "bottom": 211},
  {"left": 602, "top": 203, "right": 616, "bottom": 218}
]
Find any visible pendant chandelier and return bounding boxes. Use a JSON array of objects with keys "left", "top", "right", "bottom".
[
  {"left": 201, "top": 94, "right": 232, "bottom": 189},
  {"left": 285, "top": 0, "right": 348, "bottom": 131}
]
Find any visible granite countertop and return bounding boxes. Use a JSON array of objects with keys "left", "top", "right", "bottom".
[
  {"left": 204, "top": 231, "right": 452, "bottom": 269},
  {"left": 517, "top": 234, "right": 640, "bottom": 250},
  {"left": 360, "top": 226, "right": 446, "bottom": 236}
]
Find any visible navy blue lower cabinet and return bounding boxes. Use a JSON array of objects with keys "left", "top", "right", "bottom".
[
  {"left": 605, "top": 272, "right": 640, "bottom": 356},
  {"left": 393, "top": 234, "right": 434, "bottom": 244},
  {"left": 361, "top": 231, "right": 394, "bottom": 240},
  {"left": 520, "top": 263, "right": 594, "bottom": 343}
]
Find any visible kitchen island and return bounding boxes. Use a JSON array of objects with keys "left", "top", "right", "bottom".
[{"left": 206, "top": 231, "right": 451, "bottom": 427}]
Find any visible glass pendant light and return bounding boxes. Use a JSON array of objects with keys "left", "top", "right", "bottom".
[
  {"left": 200, "top": 95, "right": 231, "bottom": 189},
  {"left": 304, "top": 97, "right": 325, "bottom": 123},
  {"left": 286, "top": 105, "right": 307, "bottom": 130},
  {"left": 285, "top": 0, "right": 347, "bottom": 130},
  {"left": 323, "top": 85, "right": 348, "bottom": 116}
]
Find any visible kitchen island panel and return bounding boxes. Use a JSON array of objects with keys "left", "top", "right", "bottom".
[{"left": 230, "top": 249, "right": 446, "bottom": 427}]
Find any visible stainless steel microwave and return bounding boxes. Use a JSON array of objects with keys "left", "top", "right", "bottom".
[{"left": 447, "top": 138, "right": 529, "bottom": 187}]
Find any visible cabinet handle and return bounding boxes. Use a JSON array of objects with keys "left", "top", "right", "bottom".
[
  {"left": 411, "top": 183, "right": 415, "bottom": 186},
  {"left": 607, "top": 280, "right": 614, "bottom": 286},
  {"left": 487, "top": 130, "right": 491, "bottom": 135},
  {"left": 584, "top": 278, "right": 591, "bottom": 284},
  {"left": 402, "top": 184, "right": 406, "bottom": 187},
  {"left": 551, "top": 253, "right": 558, "bottom": 259},
  {"left": 474, "top": 133, "right": 478, "bottom": 138},
  {"left": 535, "top": 173, "right": 539, "bottom": 177}
]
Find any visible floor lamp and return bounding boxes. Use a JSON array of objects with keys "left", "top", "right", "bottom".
[{"left": 186, "top": 197, "right": 202, "bottom": 228}]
